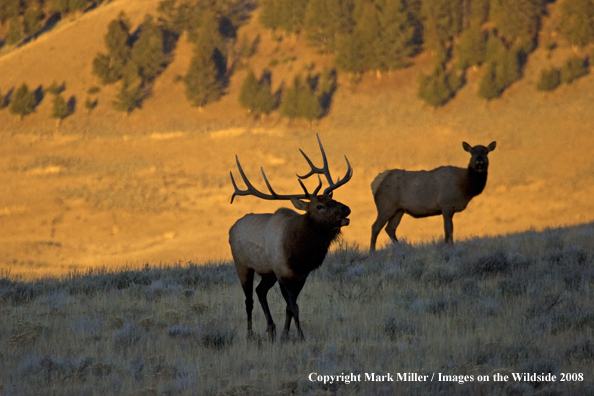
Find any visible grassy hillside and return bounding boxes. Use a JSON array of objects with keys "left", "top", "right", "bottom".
[
  {"left": 1, "top": 0, "right": 594, "bottom": 277},
  {"left": 1, "top": 223, "right": 593, "bottom": 395}
]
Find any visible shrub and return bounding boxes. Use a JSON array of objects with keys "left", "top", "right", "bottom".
[
  {"left": 537, "top": 67, "right": 560, "bottom": 91},
  {"left": 464, "top": 250, "right": 510, "bottom": 277},
  {"left": 9, "top": 83, "right": 37, "bottom": 119},
  {"left": 384, "top": 316, "right": 421, "bottom": 341},
  {"left": 417, "top": 65, "right": 463, "bottom": 107},
  {"left": 239, "top": 69, "right": 278, "bottom": 116},
  {"left": 561, "top": 55, "right": 588, "bottom": 84},
  {"left": 46, "top": 81, "right": 66, "bottom": 95},
  {"left": 52, "top": 94, "right": 70, "bottom": 125}
]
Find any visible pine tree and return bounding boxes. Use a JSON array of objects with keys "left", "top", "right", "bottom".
[
  {"left": 5, "top": 16, "right": 24, "bottom": 45},
  {"left": 112, "top": 78, "right": 144, "bottom": 114},
  {"left": 260, "top": 0, "right": 281, "bottom": 30},
  {"left": 280, "top": 76, "right": 301, "bottom": 119},
  {"left": 374, "top": 0, "right": 419, "bottom": 72},
  {"left": 254, "top": 72, "right": 277, "bottom": 116},
  {"left": 183, "top": 10, "right": 226, "bottom": 108},
  {"left": 52, "top": 94, "right": 70, "bottom": 126},
  {"left": 10, "top": 83, "right": 37, "bottom": 119},
  {"left": 335, "top": 30, "right": 366, "bottom": 74},
  {"left": 422, "top": 0, "right": 463, "bottom": 55},
  {"left": 495, "top": 46, "right": 521, "bottom": 91},
  {"left": 318, "top": 67, "right": 337, "bottom": 114},
  {"left": 297, "top": 76, "right": 323, "bottom": 124},
  {"left": 68, "top": 0, "right": 87, "bottom": 13},
  {"left": 304, "top": 0, "right": 355, "bottom": 53},
  {"left": 485, "top": 32, "right": 505, "bottom": 63},
  {"left": 0, "top": 0, "right": 23, "bottom": 25},
  {"left": 184, "top": 41, "right": 223, "bottom": 108},
  {"left": 417, "top": 64, "right": 460, "bottom": 107},
  {"left": 24, "top": 7, "right": 43, "bottom": 36},
  {"left": 50, "top": 0, "right": 69, "bottom": 14},
  {"left": 354, "top": 2, "right": 381, "bottom": 72},
  {"left": 156, "top": 0, "right": 181, "bottom": 35},
  {"left": 478, "top": 61, "right": 501, "bottom": 100},
  {"left": 304, "top": 0, "right": 337, "bottom": 52},
  {"left": 469, "top": 0, "right": 489, "bottom": 25},
  {"left": 92, "top": 53, "right": 119, "bottom": 84},
  {"left": 0, "top": 0, "right": 12, "bottom": 25},
  {"left": 239, "top": 69, "right": 259, "bottom": 111},
  {"left": 131, "top": 14, "right": 167, "bottom": 83},
  {"left": 489, "top": 0, "right": 543, "bottom": 42},
  {"left": 455, "top": 24, "right": 486, "bottom": 70},
  {"left": 560, "top": 0, "right": 594, "bottom": 47},
  {"left": 46, "top": 81, "right": 66, "bottom": 95},
  {"left": 92, "top": 13, "right": 132, "bottom": 85}
]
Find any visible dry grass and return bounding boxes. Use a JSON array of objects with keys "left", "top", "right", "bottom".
[
  {"left": 1, "top": 223, "right": 593, "bottom": 395},
  {"left": 1, "top": 0, "right": 594, "bottom": 279}
]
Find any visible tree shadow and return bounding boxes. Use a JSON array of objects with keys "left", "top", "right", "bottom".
[
  {"left": 35, "top": 12, "right": 62, "bottom": 39},
  {"left": 33, "top": 85, "right": 44, "bottom": 107},
  {"left": 1, "top": 87, "right": 14, "bottom": 108},
  {"left": 67, "top": 96, "right": 77, "bottom": 115}
]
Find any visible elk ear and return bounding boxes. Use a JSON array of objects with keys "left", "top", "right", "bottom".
[
  {"left": 487, "top": 141, "right": 497, "bottom": 152},
  {"left": 462, "top": 142, "right": 472, "bottom": 153},
  {"left": 290, "top": 198, "right": 308, "bottom": 211}
]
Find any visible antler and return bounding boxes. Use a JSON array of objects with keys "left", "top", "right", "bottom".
[
  {"left": 297, "top": 134, "right": 353, "bottom": 196},
  {"left": 230, "top": 156, "right": 322, "bottom": 203},
  {"left": 230, "top": 135, "right": 352, "bottom": 203}
]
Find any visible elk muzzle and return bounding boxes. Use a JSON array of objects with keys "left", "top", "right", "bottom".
[{"left": 339, "top": 205, "right": 351, "bottom": 227}]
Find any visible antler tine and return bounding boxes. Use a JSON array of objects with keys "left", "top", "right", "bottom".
[
  {"left": 323, "top": 155, "right": 353, "bottom": 196},
  {"left": 297, "top": 134, "right": 352, "bottom": 196},
  {"left": 297, "top": 134, "right": 333, "bottom": 185},
  {"left": 230, "top": 155, "right": 311, "bottom": 203}
]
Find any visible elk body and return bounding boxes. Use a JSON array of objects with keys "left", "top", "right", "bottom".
[
  {"left": 370, "top": 141, "right": 496, "bottom": 251},
  {"left": 229, "top": 136, "right": 353, "bottom": 340}
]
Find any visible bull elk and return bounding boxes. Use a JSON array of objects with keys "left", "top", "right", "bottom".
[
  {"left": 370, "top": 141, "right": 496, "bottom": 251},
  {"left": 229, "top": 136, "right": 353, "bottom": 341}
]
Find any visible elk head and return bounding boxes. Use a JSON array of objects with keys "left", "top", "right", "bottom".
[
  {"left": 230, "top": 135, "right": 353, "bottom": 228},
  {"left": 463, "top": 141, "right": 497, "bottom": 173}
]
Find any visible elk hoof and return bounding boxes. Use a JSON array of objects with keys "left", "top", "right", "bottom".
[
  {"left": 280, "top": 332, "right": 290, "bottom": 343},
  {"left": 267, "top": 325, "right": 276, "bottom": 341}
]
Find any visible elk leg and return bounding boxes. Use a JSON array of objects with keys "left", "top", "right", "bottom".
[
  {"left": 385, "top": 210, "right": 404, "bottom": 244},
  {"left": 370, "top": 206, "right": 398, "bottom": 252},
  {"left": 256, "top": 273, "right": 278, "bottom": 340},
  {"left": 240, "top": 268, "right": 255, "bottom": 338},
  {"left": 278, "top": 278, "right": 306, "bottom": 341},
  {"left": 442, "top": 210, "right": 454, "bottom": 244}
]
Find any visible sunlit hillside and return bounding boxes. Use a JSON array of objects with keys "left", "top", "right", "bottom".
[{"left": 1, "top": 0, "right": 594, "bottom": 278}]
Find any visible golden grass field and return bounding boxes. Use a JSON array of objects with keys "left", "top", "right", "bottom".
[{"left": 1, "top": 0, "right": 594, "bottom": 278}]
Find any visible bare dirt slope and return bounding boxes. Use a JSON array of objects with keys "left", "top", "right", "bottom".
[{"left": 1, "top": 1, "right": 594, "bottom": 278}]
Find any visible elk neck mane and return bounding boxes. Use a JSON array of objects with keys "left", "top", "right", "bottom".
[
  {"left": 464, "top": 166, "right": 488, "bottom": 198},
  {"left": 283, "top": 214, "right": 341, "bottom": 276}
]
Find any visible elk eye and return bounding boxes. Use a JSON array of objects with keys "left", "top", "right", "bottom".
[{"left": 316, "top": 204, "right": 325, "bottom": 210}]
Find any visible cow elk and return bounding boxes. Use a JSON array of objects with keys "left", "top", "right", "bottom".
[
  {"left": 370, "top": 141, "right": 496, "bottom": 251},
  {"left": 229, "top": 136, "right": 353, "bottom": 341}
]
